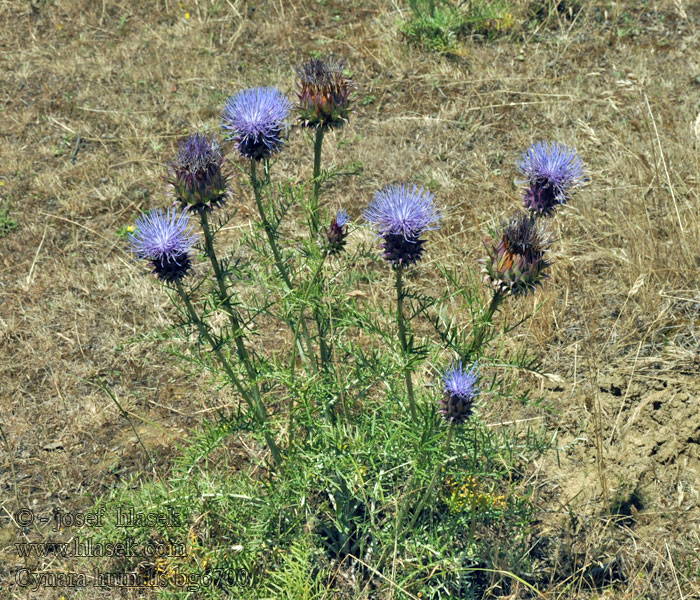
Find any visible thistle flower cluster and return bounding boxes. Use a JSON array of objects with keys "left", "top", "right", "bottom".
[
  {"left": 440, "top": 361, "right": 480, "bottom": 424},
  {"left": 169, "top": 133, "right": 229, "bottom": 213},
  {"left": 125, "top": 57, "right": 587, "bottom": 466},
  {"left": 221, "top": 86, "right": 292, "bottom": 161},
  {"left": 518, "top": 141, "right": 585, "bottom": 217},
  {"left": 363, "top": 184, "right": 441, "bottom": 267},
  {"left": 482, "top": 141, "right": 585, "bottom": 296},
  {"left": 128, "top": 207, "right": 199, "bottom": 282},
  {"left": 323, "top": 210, "right": 350, "bottom": 256},
  {"left": 296, "top": 57, "right": 353, "bottom": 130}
]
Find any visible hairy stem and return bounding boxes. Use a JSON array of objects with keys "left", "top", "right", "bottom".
[
  {"left": 465, "top": 290, "right": 504, "bottom": 358},
  {"left": 249, "top": 159, "right": 317, "bottom": 372},
  {"left": 174, "top": 279, "right": 282, "bottom": 468},
  {"left": 308, "top": 256, "right": 331, "bottom": 370},
  {"left": 395, "top": 266, "right": 417, "bottom": 420},
  {"left": 250, "top": 160, "right": 293, "bottom": 289},
  {"left": 310, "top": 126, "right": 325, "bottom": 234},
  {"left": 200, "top": 211, "right": 260, "bottom": 397}
]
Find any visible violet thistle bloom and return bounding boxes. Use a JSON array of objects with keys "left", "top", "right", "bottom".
[
  {"left": 481, "top": 212, "right": 551, "bottom": 297},
  {"left": 518, "top": 141, "right": 586, "bottom": 216},
  {"left": 363, "top": 184, "right": 441, "bottom": 267},
  {"left": 296, "top": 57, "right": 353, "bottom": 130},
  {"left": 323, "top": 210, "right": 350, "bottom": 256},
  {"left": 128, "top": 207, "right": 199, "bottom": 282},
  {"left": 440, "top": 360, "right": 480, "bottom": 424},
  {"left": 221, "top": 86, "right": 292, "bottom": 161},
  {"left": 169, "top": 133, "right": 230, "bottom": 213},
  {"left": 364, "top": 185, "right": 439, "bottom": 419}
]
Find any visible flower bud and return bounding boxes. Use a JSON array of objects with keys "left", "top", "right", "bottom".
[
  {"left": 481, "top": 212, "right": 551, "bottom": 296},
  {"left": 169, "top": 133, "right": 229, "bottom": 213},
  {"left": 296, "top": 57, "right": 353, "bottom": 130},
  {"left": 323, "top": 210, "right": 350, "bottom": 255}
]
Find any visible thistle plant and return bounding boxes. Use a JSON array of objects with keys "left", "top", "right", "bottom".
[
  {"left": 222, "top": 86, "right": 293, "bottom": 284},
  {"left": 439, "top": 360, "right": 484, "bottom": 551},
  {"left": 383, "top": 359, "right": 481, "bottom": 574},
  {"left": 464, "top": 142, "right": 584, "bottom": 358},
  {"left": 461, "top": 211, "right": 552, "bottom": 357},
  {"left": 364, "top": 184, "right": 441, "bottom": 419},
  {"left": 169, "top": 133, "right": 264, "bottom": 409},
  {"left": 221, "top": 85, "right": 322, "bottom": 373},
  {"left": 296, "top": 56, "right": 353, "bottom": 233},
  {"left": 120, "top": 59, "right": 585, "bottom": 597},
  {"left": 128, "top": 206, "right": 283, "bottom": 468},
  {"left": 518, "top": 141, "right": 586, "bottom": 216}
]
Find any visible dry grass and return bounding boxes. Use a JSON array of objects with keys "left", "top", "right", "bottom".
[{"left": 1, "top": 0, "right": 699, "bottom": 597}]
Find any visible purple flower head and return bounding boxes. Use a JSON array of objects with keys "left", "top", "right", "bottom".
[
  {"left": 323, "top": 209, "right": 350, "bottom": 256},
  {"left": 440, "top": 360, "right": 480, "bottom": 424},
  {"left": 481, "top": 212, "right": 551, "bottom": 297},
  {"left": 169, "top": 133, "right": 229, "bottom": 213},
  {"left": 221, "top": 87, "right": 292, "bottom": 161},
  {"left": 128, "top": 207, "right": 199, "bottom": 282},
  {"left": 296, "top": 57, "right": 353, "bottom": 130},
  {"left": 363, "top": 184, "right": 441, "bottom": 267},
  {"left": 518, "top": 141, "right": 586, "bottom": 216}
]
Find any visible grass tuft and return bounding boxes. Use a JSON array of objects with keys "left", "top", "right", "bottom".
[
  {"left": 0, "top": 204, "right": 18, "bottom": 237},
  {"left": 400, "top": 0, "right": 517, "bottom": 52}
]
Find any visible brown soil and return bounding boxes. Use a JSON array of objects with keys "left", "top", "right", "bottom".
[{"left": 530, "top": 369, "right": 700, "bottom": 596}]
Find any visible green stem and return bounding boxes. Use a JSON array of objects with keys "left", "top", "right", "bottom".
[
  {"left": 174, "top": 279, "right": 282, "bottom": 468},
  {"left": 308, "top": 256, "right": 330, "bottom": 370},
  {"left": 249, "top": 159, "right": 317, "bottom": 372},
  {"left": 467, "top": 424, "right": 479, "bottom": 550},
  {"left": 466, "top": 291, "right": 504, "bottom": 358},
  {"left": 300, "top": 256, "right": 336, "bottom": 419},
  {"left": 286, "top": 254, "right": 330, "bottom": 436},
  {"left": 263, "top": 157, "right": 272, "bottom": 186},
  {"left": 250, "top": 160, "right": 292, "bottom": 289},
  {"left": 395, "top": 266, "right": 417, "bottom": 420},
  {"left": 200, "top": 211, "right": 260, "bottom": 396},
  {"left": 310, "top": 127, "right": 325, "bottom": 234},
  {"left": 407, "top": 421, "right": 455, "bottom": 532}
]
